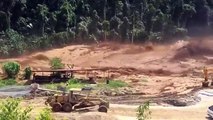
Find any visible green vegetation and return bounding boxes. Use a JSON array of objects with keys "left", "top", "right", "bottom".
[
  {"left": 2, "top": 62, "right": 20, "bottom": 78},
  {"left": 0, "top": 98, "right": 32, "bottom": 120},
  {"left": 1, "top": 29, "right": 27, "bottom": 56},
  {"left": 36, "top": 108, "right": 53, "bottom": 120},
  {"left": 44, "top": 79, "right": 127, "bottom": 90},
  {"left": 0, "top": 79, "right": 17, "bottom": 88},
  {"left": 107, "top": 80, "right": 128, "bottom": 88},
  {"left": 0, "top": 98, "right": 55, "bottom": 120},
  {"left": 43, "top": 79, "right": 86, "bottom": 90},
  {"left": 66, "top": 79, "right": 86, "bottom": 88},
  {"left": 49, "top": 57, "right": 65, "bottom": 70},
  {"left": 0, "top": 0, "right": 212, "bottom": 57},
  {"left": 137, "top": 101, "right": 151, "bottom": 120},
  {"left": 23, "top": 66, "right": 32, "bottom": 79},
  {"left": 97, "top": 80, "right": 128, "bottom": 89}
]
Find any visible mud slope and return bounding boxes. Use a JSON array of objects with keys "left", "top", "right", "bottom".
[{"left": 0, "top": 39, "right": 211, "bottom": 76}]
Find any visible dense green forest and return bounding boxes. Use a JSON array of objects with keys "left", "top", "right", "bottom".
[{"left": 0, "top": 0, "right": 212, "bottom": 57}]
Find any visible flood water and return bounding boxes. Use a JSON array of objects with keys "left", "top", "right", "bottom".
[{"left": 0, "top": 85, "right": 31, "bottom": 97}]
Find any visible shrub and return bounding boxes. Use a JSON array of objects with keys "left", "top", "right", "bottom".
[
  {"left": 0, "top": 98, "right": 32, "bottom": 120},
  {"left": 24, "top": 66, "right": 32, "bottom": 79},
  {"left": 49, "top": 57, "right": 64, "bottom": 70},
  {"left": 37, "top": 108, "right": 53, "bottom": 120},
  {"left": 2, "top": 61, "right": 20, "bottom": 78},
  {"left": 137, "top": 101, "right": 151, "bottom": 120}
]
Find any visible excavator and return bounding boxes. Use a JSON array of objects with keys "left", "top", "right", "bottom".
[{"left": 202, "top": 67, "right": 213, "bottom": 87}]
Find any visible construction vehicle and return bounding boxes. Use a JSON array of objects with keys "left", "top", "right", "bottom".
[
  {"left": 202, "top": 67, "right": 213, "bottom": 87},
  {"left": 45, "top": 87, "right": 109, "bottom": 113}
]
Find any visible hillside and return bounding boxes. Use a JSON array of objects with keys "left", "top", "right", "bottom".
[
  {"left": 0, "top": 37, "right": 212, "bottom": 97},
  {"left": 0, "top": 38, "right": 210, "bottom": 120},
  {"left": 1, "top": 0, "right": 213, "bottom": 120},
  {"left": 1, "top": 0, "right": 213, "bottom": 57}
]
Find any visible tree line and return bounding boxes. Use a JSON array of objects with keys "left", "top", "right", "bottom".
[{"left": 0, "top": 0, "right": 212, "bottom": 57}]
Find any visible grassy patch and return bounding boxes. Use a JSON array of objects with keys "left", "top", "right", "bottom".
[
  {"left": 43, "top": 83, "right": 58, "bottom": 90},
  {"left": 43, "top": 79, "right": 128, "bottom": 91},
  {"left": 43, "top": 78, "right": 86, "bottom": 90},
  {"left": 0, "top": 79, "right": 17, "bottom": 88},
  {"left": 98, "top": 80, "right": 128, "bottom": 89},
  {"left": 108, "top": 80, "right": 128, "bottom": 88},
  {"left": 66, "top": 79, "right": 86, "bottom": 89}
]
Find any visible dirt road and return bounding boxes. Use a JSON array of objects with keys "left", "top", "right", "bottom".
[
  {"left": 112, "top": 89, "right": 213, "bottom": 120},
  {"left": 113, "top": 103, "right": 210, "bottom": 120},
  {"left": 18, "top": 89, "right": 213, "bottom": 120}
]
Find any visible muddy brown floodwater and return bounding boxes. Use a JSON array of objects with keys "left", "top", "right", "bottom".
[{"left": 0, "top": 37, "right": 212, "bottom": 120}]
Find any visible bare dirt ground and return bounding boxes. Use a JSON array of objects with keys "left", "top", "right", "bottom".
[
  {"left": 21, "top": 89, "right": 213, "bottom": 120},
  {"left": 0, "top": 37, "right": 213, "bottom": 119},
  {"left": 112, "top": 89, "right": 213, "bottom": 120}
]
